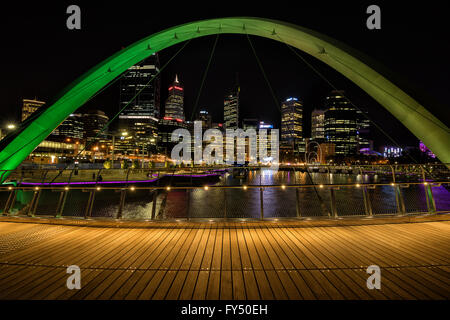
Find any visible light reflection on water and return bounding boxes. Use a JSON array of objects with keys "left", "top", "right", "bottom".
[{"left": 4, "top": 170, "right": 448, "bottom": 219}]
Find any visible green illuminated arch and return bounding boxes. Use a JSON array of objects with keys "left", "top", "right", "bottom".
[{"left": 1, "top": 17, "right": 449, "bottom": 180}]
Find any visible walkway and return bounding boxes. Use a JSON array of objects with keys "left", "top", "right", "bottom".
[{"left": 0, "top": 218, "right": 449, "bottom": 300}]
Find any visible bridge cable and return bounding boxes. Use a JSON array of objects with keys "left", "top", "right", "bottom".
[
  {"left": 45, "top": 37, "right": 194, "bottom": 183},
  {"left": 190, "top": 34, "right": 220, "bottom": 121},
  {"left": 0, "top": 38, "right": 185, "bottom": 172},
  {"left": 275, "top": 33, "right": 440, "bottom": 178},
  {"left": 245, "top": 32, "right": 332, "bottom": 216}
]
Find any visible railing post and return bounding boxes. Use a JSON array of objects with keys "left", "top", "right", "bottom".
[
  {"left": 260, "top": 187, "right": 264, "bottom": 220},
  {"left": 117, "top": 189, "right": 126, "bottom": 219},
  {"left": 84, "top": 190, "right": 95, "bottom": 219},
  {"left": 3, "top": 189, "right": 15, "bottom": 215},
  {"left": 394, "top": 185, "right": 406, "bottom": 215},
  {"left": 186, "top": 188, "right": 190, "bottom": 221},
  {"left": 361, "top": 185, "right": 373, "bottom": 216},
  {"left": 425, "top": 184, "right": 436, "bottom": 213},
  {"left": 28, "top": 190, "right": 41, "bottom": 217},
  {"left": 223, "top": 188, "right": 227, "bottom": 219},
  {"left": 330, "top": 187, "right": 338, "bottom": 218},
  {"left": 295, "top": 188, "right": 301, "bottom": 218},
  {"left": 55, "top": 190, "right": 68, "bottom": 218},
  {"left": 5, "top": 188, "right": 19, "bottom": 215},
  {"left": 151, "top": 189, "right": 157, "bottom": 220}
]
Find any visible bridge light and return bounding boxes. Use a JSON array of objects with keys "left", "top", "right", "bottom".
[
  {"left": 64, "top": 187, "right": 69, "bottom": 190},
  {"left": 204, "top": 186, "right": 209, "bottom": 191},
  {"left": 281, "top": 185, "right": 286, "bottom": 190},
  {"left": 166, "top": 186, "right": 171, "bottom": 191},
  {"left": 130, "top": 186, "right": 136, "bottom": 191},
  {"left": 319, "top": 184, "right": 324, "bottom": 188},
  {"left": 391, "top": 183, "right": 395, "bottom": 186},
  {"left": 356, "top": 184, "right": 360, "bottom": 188},
  {"left": 96, "top": 187, "right": 101, "bottom": 191},
  {"left": 423, "top": 182, "right": 428, "bottom": 185},
  {"left": 243, "top": 185, "right": 247, "bottom": 190},
  {"left": 8, "top": 186, "right": 12, "bottom": 190},
  {"left": 34, "top": 187, "right": 39, "bottom": 190}
]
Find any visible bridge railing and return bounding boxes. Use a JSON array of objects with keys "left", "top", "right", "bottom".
[{"left": 0, "top": 181, "right": 448, "bottom": 221}]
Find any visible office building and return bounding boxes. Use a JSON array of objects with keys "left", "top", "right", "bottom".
[
  {"left": 164, "top": 74, "right": 185, "bottom": 120},
  {"left": 22, "top": 98, "right": 45, "bottom": 122},
  {"left": 324, "top": 90, "right": 357, "bottom": 156},
  {"left": 119, "top": 54, "right": 160, "bottom": 154}
]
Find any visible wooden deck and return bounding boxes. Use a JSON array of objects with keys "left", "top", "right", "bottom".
[{"left": 0, "top": 219, "right": 449, "bottom": 300}]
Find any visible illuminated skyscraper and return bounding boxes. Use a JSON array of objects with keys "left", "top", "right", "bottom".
[
  {"left": 356, "top": 109, "right": 371, "bottom": 151},
  {"left": 51, "top": 113, "right": 84, "bottom": 141},
  {"left": 164, "top": 74, "right": 185, "bottom": 120},
  {"left": 324, "top": 90, "right": 357, "bottom": 156},
  {"left": 119, "top": 54, "right": 160, "bottom": 154},
  {"left": 311, "top": 109, "right": 325, "bottom": 142},
  {"left": 224, "top": 86, "right": 239, "bottom": 130},
  {"left": 281, "top": 97, "right": 303, "bottom": 142},
  {"left": 281, "top": 97, "right": 304, "bottom": 158},
  {"left": 197, "top": 110, "right": 212, "bottom": 129},
  {"left": 21, "top": 98, "right": 45, "bottom": 122},
  {"left": 83, "top": 110, "right": 109, "bottom": 142}
]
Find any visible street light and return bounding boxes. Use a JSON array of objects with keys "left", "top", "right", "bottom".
[{"left": 7, "top": 124, "right": 16, "bottom": 129}]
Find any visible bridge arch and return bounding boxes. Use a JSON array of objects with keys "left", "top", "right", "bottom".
[{"left": 1, "top": 17, "right": 449, "bottom": 180}]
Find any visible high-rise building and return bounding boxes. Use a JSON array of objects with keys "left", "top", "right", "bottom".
[
  {"left": 224, "top": 86, "right": 239, "bottom": 130},
  {"left": 22, "top": 98, "right": 45, "bottom": 122},
  {"left": 51, "top": 113, "right": 84, "bottom": 141},
  {"left": 281, "top": 97, "right": 303, "bottom": 143},
  {"left": 356, "top": 109, "right": 371, "bottom": 151},
  {"left": 119, "top": 54, "right": 160, "bottom": 154},
  {"left": 324, "top": 90, "right": 357, "bottom": 156},
  {"left": 83, "top": 110, "right": 109, "bottom": 142},
  {"left": 280, "top": 97, "right": 304, "bottom": 157},
  {"left": 242, "top": 118, "right": 259, "bottom": 131},
  {"left": 164, "top": 74, "right": 185, "bottom": 120},
  {"left": 197, "top": 110, "right": 212, "bottom": 129},
  {"left": 311, "top": 109, "right": 325, "bottom": 142},
  {"left": 157, "top": 117, "right": 188, "bottom": 157}
]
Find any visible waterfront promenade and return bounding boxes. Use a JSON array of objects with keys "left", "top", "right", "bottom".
[{"left": 0, "top": 215, "right": 449, "bottom": 300}]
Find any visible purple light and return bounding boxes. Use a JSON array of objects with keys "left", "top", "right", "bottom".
[{"left": 19, "top": 173, "right": 221, "bottom": 186}]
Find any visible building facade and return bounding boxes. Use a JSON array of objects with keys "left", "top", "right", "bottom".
[
  {"left": 118, "top": 54, "right": 160, "bottom": 154},
  {"left": 224, "top": 86, "right": 239, "bottom": 130},
  {"left": 324, "top": 90, "right": 357, "bottom": 156},
  {"left": 83, "top": 110, "right": 109, "bottom": 142},
  {"left": 164, "top": 74, "right": 185, "bottom": 120},
  {"left": 311, "top": 109, "right": 325, "bottom": 142},
  {"left": 22, "top": 98, "right": 45, "bottom": 122},
  {"left": 50, "top": 113, "right": 84, "bottom": 141}
]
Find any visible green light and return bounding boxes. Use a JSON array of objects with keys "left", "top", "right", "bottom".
[{"left": 1, "top": 17, "right": 449, "bottom": 183}]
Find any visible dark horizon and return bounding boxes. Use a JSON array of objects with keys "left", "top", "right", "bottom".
[{"left": 1, "top": 1, "right": 449, "bottom": 151}]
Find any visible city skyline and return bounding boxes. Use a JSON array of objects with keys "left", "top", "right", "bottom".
[{"left": 1, "top": 3, "right": 448, "bottom": 153}]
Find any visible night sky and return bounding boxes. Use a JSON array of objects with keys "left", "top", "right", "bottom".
[{"left": 1, "top": 1, "right": 449, "bottom": 150}]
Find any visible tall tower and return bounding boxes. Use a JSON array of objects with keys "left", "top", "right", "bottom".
[
  {"left": 281, "top": 97, "right": 303, "bottom": 143},
  {"left": 324, "top": 90, "right": 357, "bottom": 156},
  {"left": 164, "top": 74, "right": 185, "bottom": 120},
  {"left": 281, "top": 97, "right": 304, "bottom": 157},
  {"left": 224, "top": 75, "right": 239, "bottom": 130},
  {"left": 118, "top": 53, "right": 160, "bottom": 153},
  {"left": 311, "top": 109, "right": 325, "bottom": 142}
]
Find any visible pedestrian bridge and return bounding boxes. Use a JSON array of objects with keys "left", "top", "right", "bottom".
[{"left": 0, "top": 215, "right": 448, "bottom": 299}]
